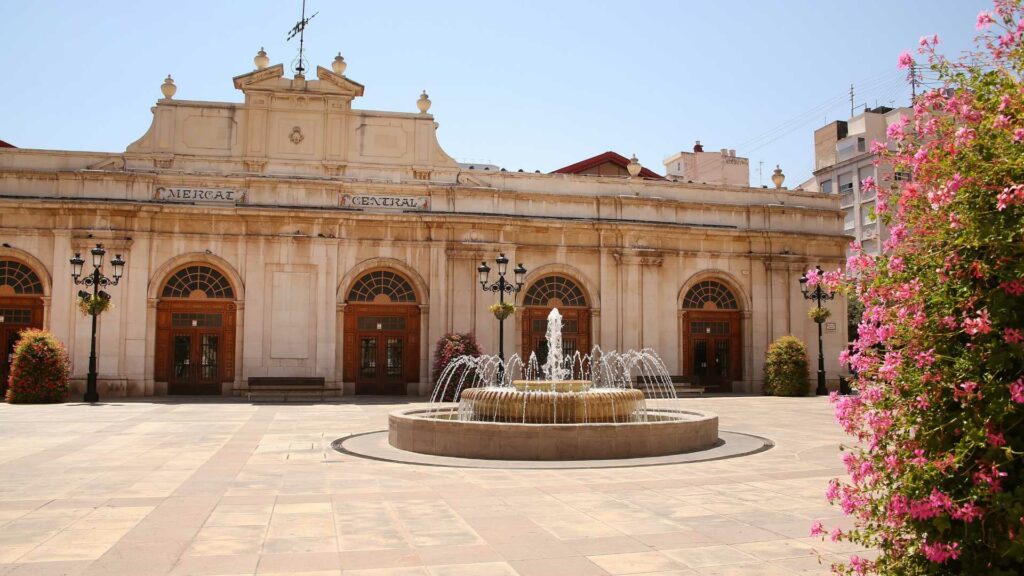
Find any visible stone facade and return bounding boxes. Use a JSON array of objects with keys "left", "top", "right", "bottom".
[{"left": 0, "top": 55, "right": 850, "bottom": 397}]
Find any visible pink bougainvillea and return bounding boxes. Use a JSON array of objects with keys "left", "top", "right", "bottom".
[{"left": 819, "top": 1, "right": 1024, "bottom": 573}]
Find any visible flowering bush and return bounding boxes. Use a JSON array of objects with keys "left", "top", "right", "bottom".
[
  {"left": 763, "top": 336, "right": 810, "bottom": 396},
  {"left": 430, "top": 332, "right": 483, "bottom": 401},
  {"left": 819, "top": 2, "right": 1024, "bottom": 573},
  {"left": 5, "top": 329, "right": 70, "bottom": 404}
]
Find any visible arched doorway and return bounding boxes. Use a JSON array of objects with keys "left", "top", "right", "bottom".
[
  {"left": 681, "top": 280, "right": 741, "bottom": 391},
  {"left": 521, "top": 275, "right": 591, "bottom": 366},
  {"left": 154, "top": 265, "right": 237, "bottom": 395},
  {"left": 343, "top": 270, "right": 420, "bottom": 395},
  {"left": 0, "top": 260, "right": 45, "bottom": 397}
]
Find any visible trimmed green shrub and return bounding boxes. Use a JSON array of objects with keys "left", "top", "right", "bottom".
[
  {"left": 763, "top": 336, "right": 809, "bottom": 396},
  {"left": 5, "top": 329, "right": 70, "bottom": 404},
  {"left": 430, "top": 332, "right": 483, "bottom": 401}
]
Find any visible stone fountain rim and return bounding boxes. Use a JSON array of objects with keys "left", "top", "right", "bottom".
[{"left": 391, "top": 406, "right": 717, "bottom": 428}]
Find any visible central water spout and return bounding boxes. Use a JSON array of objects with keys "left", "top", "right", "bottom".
[{"left": 543, "top": 308, "right": 567, "bottom": 381}]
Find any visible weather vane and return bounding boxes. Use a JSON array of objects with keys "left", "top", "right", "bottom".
[{"left": 286, "top": 0, "right": 318, "bottom": 76}]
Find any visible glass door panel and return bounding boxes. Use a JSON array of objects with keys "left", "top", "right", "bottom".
[
  {"left": 714, "top": 339, "right": 729, "bottom": 378},
  {"left": 173, "top": 334, "right": 191, "bottom": 381},
  {"left": 360, "top": 337, "right": 377, "bottom": 379},
  {"left": 199, "top": 334, "right": 219, "bottom": 381},
  {"left": 385, "top": 337, "right": 404, "bottom": 378},
  {"left": 693, "top": 339, "right": 708, "bottom": 377}
]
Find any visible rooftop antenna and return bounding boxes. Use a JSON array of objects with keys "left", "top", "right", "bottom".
[
  {"left": 287, "top": 0, "right": 318, "bottom": 77},
  {"left": 849, "top": 83, "right": 855, "bottom": 117},
  {"left": 758, "top": 160, "right": 764, "bottom": 187}
]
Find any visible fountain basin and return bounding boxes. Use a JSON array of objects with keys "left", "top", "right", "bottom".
[
  {"left": 461, "top": 386, "right": 644, "bottom": 423},
  {"left": 389, "top": 407, "right": 719, "bottom": 460},
  {"left": 511, "top": 380, "right": 592, "bottom": 392}
]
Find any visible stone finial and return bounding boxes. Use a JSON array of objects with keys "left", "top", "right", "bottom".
[
  {"left": 417, "top": 90, "right": 432, "bottom": 114},
  {"left": 332, "top": 52, "right": 347, "bottom": 75},
  {"left": 160, "top": 75, "right": 177, "bottom": 99},
  {"left": 626, "top": 154, "right": 642, "bottom": 178},
  {"left": 254, "top": 47, "right": 269, "bottom": 70},
  {"left": 771, "top": 165, "right": 786, "bottom": 189}
]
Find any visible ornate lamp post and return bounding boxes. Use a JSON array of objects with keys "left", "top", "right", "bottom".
[
  {"left": 70, "top": 244, "right": 125, "bottom": 403},
  {"left": 799, "top": 265, "right": 835, "bottom": 396},
  {"left": 478, "top": 254, "right": 526, "bottom": 373}
]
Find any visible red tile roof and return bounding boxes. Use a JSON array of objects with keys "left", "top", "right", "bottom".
[
  {"left": 551, "top": 151, "right": 664, "bottom": 179},
  {"left": 0, "top": 139, "right": 15, "bottom": 148}
]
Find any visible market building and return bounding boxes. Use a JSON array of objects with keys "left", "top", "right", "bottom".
[{"left": 0, "top": 52, "right": 849, "bottom": 398}]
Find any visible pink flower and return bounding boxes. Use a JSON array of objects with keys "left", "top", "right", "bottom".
[
  {"left": 963, "top": 309, "right": 992, "bottom": 336},
  {"left": 898, "top": 51, "right": 914, "bottom": 69},
  {"left": 1001, "top": 279, "right": 1024, "bottom": 296},
  {"left": 921, "top": 540, "right": 960, "bottom": 564},
  {"left": 810, "top": 521, "right": 825, "bottom": 537},
  {"left": 997, "top": 184, "right": 1024, "bottom": 210},
  {"left": 1014, "top": 128, "right": 1024, "bottom": 142},
  {"left": 977, "top": 10, "right": 995, "bottom": 29},
  {"left": 1010, "top": 379, "right": 1024, "bottom": 403},
  {"left": 804, "top": 267, "right": 821, "bottom": 287},
  {"left": 1005, "top": 328, "right": 1024, "bottom": 344},
  {"left": 987, "top": 430, "right": 1006, "bottom": 448}
]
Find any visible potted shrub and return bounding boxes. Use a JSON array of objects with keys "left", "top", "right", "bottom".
[
  {"left": 763, "top": 335, "right": 809, "bottom": 396},
  {"left": 5, "top": 329, "right": 70, "bottom": 404},
  {"left": 431, "top": 332, "right": 483, "bottom": 401}
]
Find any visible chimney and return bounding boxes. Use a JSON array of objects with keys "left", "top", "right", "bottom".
[{"left": 693, "top": 140, "right": 703, "bottom": 153}]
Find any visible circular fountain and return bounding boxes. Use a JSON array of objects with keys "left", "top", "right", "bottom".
[{"left": 389, "top": 308, "right": 719, "bottom": 460}]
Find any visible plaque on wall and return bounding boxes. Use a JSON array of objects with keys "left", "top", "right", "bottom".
[
  {"left": 825, "top": 322, "right": 837, "bottom": 332},
  {"left": 341, "top": 194, "right": 429, "bottom": 211},
  {"left": 156, "top": 187, "right": 245, "bottom": 204}
]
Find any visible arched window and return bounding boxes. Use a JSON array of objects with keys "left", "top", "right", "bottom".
[
  {"left": 524, "top": 275, "right": 587, "bottom": 307},
  {"left": 682, "top": 280, "right": 738, "bottom": 310},
  {"left": 0, "top": 260, "right": 43, "bottom": 295},
  {"left": 347, "top": 270, "right": 417, "bottom": 303},
  {"left": 162, "top": 265, "right": 235, "bottom": 299}
]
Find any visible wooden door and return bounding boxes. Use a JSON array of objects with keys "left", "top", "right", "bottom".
[
  {"left": 167, "top": 330, "right": 222, "bottom": 395},
  {"left": 683, "top": 312, "right": 741, "bottom": 391},
  {"left": 521, "top": 307, "right": 591, "bottom": 368},
  {"left": 344, "top": 305, "right": 419, "bottom": 395},
  {"left": 0, "top": 299, "right": 44, "bottom": 397},
  {"left": 156, "top": 302, "right": 235, "bottom": 394}
]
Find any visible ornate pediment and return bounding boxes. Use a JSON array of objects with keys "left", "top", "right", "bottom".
[
  {"left": 316, "top": 66, "right": 365, "bottom": 97},
  {"left": 232, "top": 64, "right": 286, "bottom": 90}
]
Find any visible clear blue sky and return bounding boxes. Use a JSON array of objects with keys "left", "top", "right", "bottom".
[{"left": 0, "top": 1, "right": 989, "bottom": 186}]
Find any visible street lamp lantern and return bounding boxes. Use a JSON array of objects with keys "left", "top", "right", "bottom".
[
  {"left": 90, "top": 244, "right": 106, "bottom": 268},
  {"left": 477, "top": 261, "right": 491, "bottom": 288},
  {"left": 71, "top": 243, "right": 125, "bottom": 403},
  {"left": 69, "top": 253, "right": 85, "bottom": 279},
  {"left": 111, "top": 254, "right": 125, "bottom": 281},
  {"left": 514, "top": 263, "right": 526, "bottom": 287},
  {"left": 799, "top": 264, "right": 836, "bottom": 396},
  {"left": 479, "top": 253, "right": 527, "bottom": 382}
]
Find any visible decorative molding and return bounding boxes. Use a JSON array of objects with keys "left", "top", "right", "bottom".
[
  {"left": 322, "top": 162, "right": 346, "bottom": 177},
  {"left": 243, "top": 158, "right": 267, "bottom": 173},
  {"left": 288, "top": 126, "right": 305, "bottom": 145}
]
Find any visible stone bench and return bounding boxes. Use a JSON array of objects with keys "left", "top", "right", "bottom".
[
  {"left": 245, "top": 377, "right": 326, "bottom": 402},
  {"left": 636, "top": 375, "right": 706, "bottom": 397}
]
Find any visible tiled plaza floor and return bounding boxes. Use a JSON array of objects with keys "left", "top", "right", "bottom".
[{"left": 0, "top": 396, "right": 862, "bottom": 576}]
